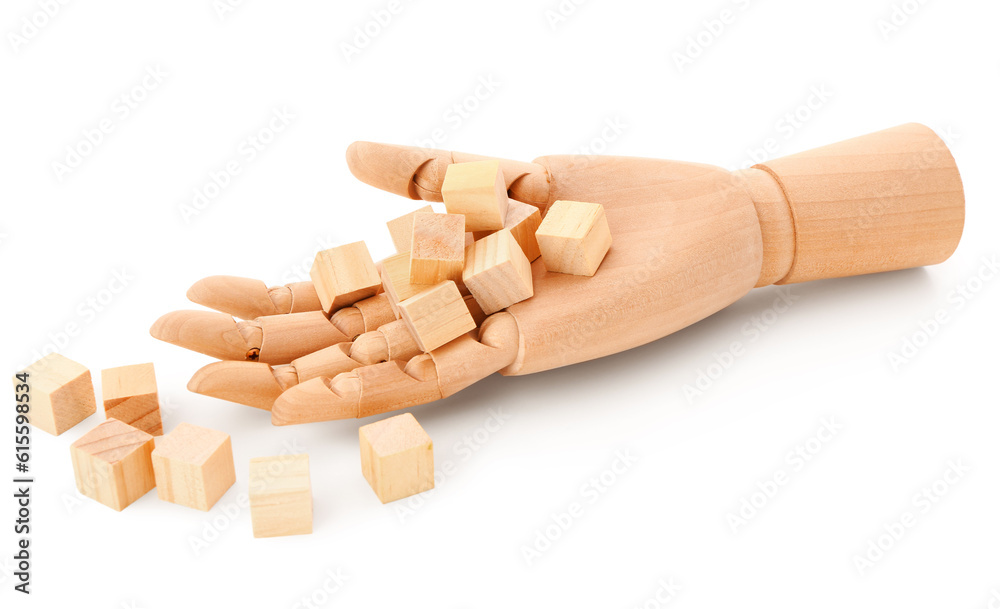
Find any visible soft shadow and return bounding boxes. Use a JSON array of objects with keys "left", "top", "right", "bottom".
[
  {"left": 326, "top": 267, "right": 939, "bottom": 429},
  {"left": 473, "top": 267, "right": 937, "bottom": 407}
]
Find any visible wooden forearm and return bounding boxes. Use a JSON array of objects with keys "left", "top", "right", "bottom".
[{"left": 739, "top": 123, "right": 964, "bottom": 286}]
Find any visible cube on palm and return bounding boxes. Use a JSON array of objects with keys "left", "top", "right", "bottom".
[
  {"left": 441, "top": 160, "right": 509, "bottom": 232},
  {"left": 463, "top": 229, "right": 534, "bottom": 315},
  {"left": 310, "top": 241, "right": 382, "bottom": 315},
  {"left": 535, "top": 200, "right": 612, "bottom": 276}
]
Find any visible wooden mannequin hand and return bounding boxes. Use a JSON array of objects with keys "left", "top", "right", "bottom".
[{"left": 151, "top": 125, "right": 964, "bottom": 424}]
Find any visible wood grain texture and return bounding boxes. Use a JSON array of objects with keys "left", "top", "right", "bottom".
[
  {"left": 352, "top": 293, "right": 396, "bottom": 331},
  {"left": 502, "top": 199, "right": 542, "bottom": 261},
  {"left": 249, "top": 453, "right": 312, "bottom": 538},
  {"left": 70, "top": 419, "right": 156, "bottom": 511},
  {"left": 187, "top": 361, "right": 285, "bottom": 411},
  {"left": 102, "top": 363, "right": 162, "bottom": 436},
  {"left": 152, "top": 422, "right": 235, "bottom": 511},
  {"left": 359, "top": 412, "right": 434, "bottom": 504},
  {"left": 291, "top": 343, "right": 365, "bottom": 383},
  {"left": 386, "top": 204, "right": 433, "bottom": 252},
  {"left": 256, "top": 311, "right": 351, "bottom": 364},
  {"left": 380, "top": 318, "right": 423, "bottom": 361},
  {"left": 15, "top": 353, "right": 96, "bottom": 436},
  {"left": 349, "top": 319, "right": 422, "bottom": 366},
  {"left": 344, "top": 126, "right": 963, "bottom": 383},
  {"left": 441, "top": 160, "right": 509, "bottom": 231},
  {"left": 347, "top": 142, "right": 550, "bottom": 205},
  {"left": 409, "top": 212, "right": 466, "bottom": 285},
  {"left": 186, "top": 276, "right": 322, "bottom": 319},
  {"left": 309, "top": 241, "right": 382, "bottom": 314},
  {"left": 733, "top": 168, "right": 794, "bottom": 287},
  {"left": 753, "top": 123, "right": 965, "bottom": 283},
  {"left": 463, "top": 229, "right": 533, "bottom": 315},
  {"left": 503, "top": 159, "right": 763, "bottom": 375},
  {"left": 398, "top": 280, "right": 476, "bottom": 352},
  {"left": 378, "top": 252, "right": 430, "bottom": 317},
  {"left": 149, "top": 310, "right": 252, "bottom": 361},
  {"left": 535, "top": 200, "right": 613, "bottom": 276},
  {"left": 474, "top": 199, "right": 543, "bottom": 261}
]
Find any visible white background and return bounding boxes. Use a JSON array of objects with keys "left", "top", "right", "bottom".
[{"left": 2, "top": 1, "right": 999, "bottom": 607}]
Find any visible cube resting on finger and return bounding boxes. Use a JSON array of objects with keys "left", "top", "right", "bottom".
[
  {"left": 535, "top": 200, "right": 613, "bottom": 276},
  {"left": 398, "top": 280, "right": 476, "bottom": 352},
  {"left": 310, "top": 241, "right": 382, "bottom": 315},
  {"left": 441, "top": 160, "right": 509, "bottom": 232},
  {"left": 463, "top": 229, "right": 533, "bottom": 315},
  {"left": 378, "top": 252, "right": 428, "bottom": 317}
]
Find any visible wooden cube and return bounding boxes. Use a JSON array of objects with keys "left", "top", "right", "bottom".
[
  {"left": 441, "top": 160, "right": 509, "bottom": 232},
  {"left": 360, "top": 413, "right": 434, "bottom": 504},
  {"left": 473, "top": 199, "right": 542, "bottom": 262},
  {"left": 14, "top": 353, "right": 96, "bottom": 436},
  {"left": 249, "top": 454, "right": 312, "bottom": 538},
  {"left": 101, "top": 363, "right": 162, "bottom": 436},
  {"left": 463, "top": 229, "right": 534, "bottom": 315},
  {"left": 152, "top": 422, "right": 235, "bottom": 511},
  {"left": 535, "top": 200, "right": 613, "bottom": 276},
  {"left": 503, "top": 200, "right": 542, "bottom": 261},
  {"left": 70, "top": 419, "right": 155, "bottom": 511},
  {"left": 378, "top": 252, "right": 429, "bottom": 317},
  {"left": 409, "top": 212, "right": 466, "bottom": 285},
  {"left": 398, "top": 281, "right": 476, "bottom": 352},
  {"left": 310, "top": 241, "right": 382, "bottom": 315},
  {"left": 386, "top": 204, "right": 434, "bottom": 253}
]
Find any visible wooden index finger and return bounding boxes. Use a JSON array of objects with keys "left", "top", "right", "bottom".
[{"left": 346, "top": 141, "right": 551, "bottom": 206}]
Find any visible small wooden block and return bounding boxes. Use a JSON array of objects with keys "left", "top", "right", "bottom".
[
  {"left": 441, "top": 160, "right": 509, "bottom": 232},
  {"left": 378, "top": 252, "right": 430, "bottom": 317},
  {"left": 398, "top": 280, "right": 476, "bottom": 352},
  {"left": 101, "top": 363, "right": 162, "bottom": 436},
  {"left": 386, "top": 204, "right": 434, "bottom": 253},
  {"left": 472, "top": 200, "right": 542, "bottom": 262},
  {"left": 70, "top": 419, "right": 156, "bottom": 511},
  {"left": 535, "top": 200, "right": 613, "bottom": 276},
  {"left": 249, "top": 454, "right": 312, "bottom": 538},
  {"left": 310, "top": 241, "right": 382, "bottom": 314},
  {"left": 152, "top": 422, "right": 236, "bottom": 511},
  {"left": 409, "top": 212, "right": 466, "bottom": 285},
  {"left": 359, "top": 412, "right": 434, "bottom": 504},
  {"left": 14, "top": 353, "right": 96, "bottom": 436},
  {"left": 463, "top": 229, "right": 534, "bottom": 315}
]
